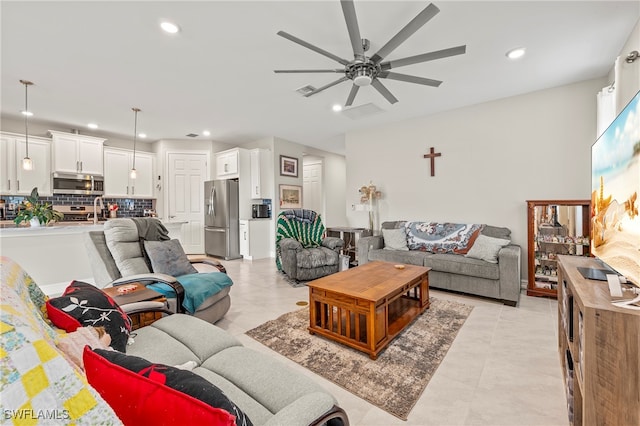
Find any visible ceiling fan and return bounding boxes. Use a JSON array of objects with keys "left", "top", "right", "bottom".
[{"left": 274, "top": 0, "right": 466, "bottom": 106}]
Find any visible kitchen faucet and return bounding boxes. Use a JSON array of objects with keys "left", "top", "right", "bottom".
[{"left": 93, "top": 196, "right": 104, "bottom": 225}]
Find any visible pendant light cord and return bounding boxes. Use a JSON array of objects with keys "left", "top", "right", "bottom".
[
  {"left": 23, "top": 81, "right": 30, "bottom": 158},
  {"left": 132, "top": 107, "right": 139, "bottom": 169}
]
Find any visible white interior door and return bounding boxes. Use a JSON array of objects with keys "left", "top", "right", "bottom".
[
  {"left": 167, "top": 153, "right": 207, "bottom": 254},
  {"left": 303, "top": 161, "right": 323, "bottom": 216}
]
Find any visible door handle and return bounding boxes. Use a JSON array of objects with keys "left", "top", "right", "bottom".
[
  {"left": 211, "top": 186, "right": 216, "bottom": 217},
  {"left": 80, "top": 161, "right": 83, "bottom": 172},
  {"left": 170, "top": 215, "right": 176, "bottom": 219}
]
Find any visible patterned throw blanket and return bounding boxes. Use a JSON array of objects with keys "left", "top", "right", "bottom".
[
  {"left": 405, "top": 222, "right": 483, "bottom": 254},
  {"left": 275, "top": 209, "right": 325, "bottom": 271}
]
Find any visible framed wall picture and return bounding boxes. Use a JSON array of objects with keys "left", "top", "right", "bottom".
[
  {"left": 279, "top": 184, "right": 302, "bottom": 209},
  {"left": 279, "top": 155, "right": 299, "bottom": 177}
]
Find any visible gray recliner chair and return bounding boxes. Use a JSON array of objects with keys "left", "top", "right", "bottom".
[
  {"left": 84, "top": 218, "right": 231, "bottom": 324},
  {"left": 275, "top": 209, "right": 344, "bottom": 282}
]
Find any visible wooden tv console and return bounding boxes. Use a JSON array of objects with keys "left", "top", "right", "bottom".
[{"left": 557, "top": 255, "right": 640, "bottom": 425}]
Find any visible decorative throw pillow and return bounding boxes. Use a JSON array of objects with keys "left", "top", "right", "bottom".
[
  {"left": 84, "top": 347, "right": 251, "bottom": 426},
  {"left": 382, "top": 228, "right": 409, "bottom": 251},
  {"left": 465, "top": 235, "right": 511, "bottom": 263},
  {"left": 144, "top": 239, "right": 198, "bottom": 277},
  {"left": 46, "top": 281, "right": 132, "bottom": 352}
]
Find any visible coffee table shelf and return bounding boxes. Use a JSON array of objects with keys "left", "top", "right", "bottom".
[{"left": 308, "top": 261, "right": 431, "bottom": 359}]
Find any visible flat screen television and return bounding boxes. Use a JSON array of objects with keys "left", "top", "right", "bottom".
[{"left": 590, "top": 89, "right": 640, "bottom": 287}]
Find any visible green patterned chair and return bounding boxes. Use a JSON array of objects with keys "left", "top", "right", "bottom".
[{"left": 276, "top": 209, "right": 344, "bottom": 281}]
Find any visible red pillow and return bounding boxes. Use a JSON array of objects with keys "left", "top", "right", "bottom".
[
  {"left": 83, "top": 347, "right": 239, "bottom": 426},
  {"left": 46, "top": 281, "right": 132, "bottom": 352}
]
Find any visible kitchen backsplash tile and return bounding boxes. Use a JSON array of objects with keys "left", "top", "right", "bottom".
[{"left": 2, "top": 194, "right": 154, "bottom": 221}]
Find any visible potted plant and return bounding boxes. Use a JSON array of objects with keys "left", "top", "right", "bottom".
[{"left": 13, "top": 187, "right": 63, "bottom": 227}]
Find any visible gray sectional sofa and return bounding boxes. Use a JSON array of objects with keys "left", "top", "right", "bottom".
[{"left": 357, "top": 221, "right": 521, "bottom": 306}]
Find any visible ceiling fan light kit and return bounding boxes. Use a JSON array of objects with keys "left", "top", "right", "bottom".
[{"left": 275, "top": 0, "right": 466, "bottom": 106}]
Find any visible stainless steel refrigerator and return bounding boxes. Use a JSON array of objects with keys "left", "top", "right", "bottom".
[{"left": 204, "top": 179, "right": 242, "bottom": 260}]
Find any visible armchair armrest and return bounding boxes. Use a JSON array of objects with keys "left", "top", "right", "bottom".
[
  {"left": 322, "top": 237, "right": 344, "bottom": 252},
  {"left": 109, "top": 273, "right": 186, "bottom": 314},
  {"left": 279, "top": 238, "right": 303, "bottom": 251},
  {"left": 189, "top": 257, "right": 227, "bottom": 273},
  {"left": 498, "top": 244, "right": 521, "bottom": 306},
  {"left": 120, "top": 301, "right": 174, "bottom": 316},
  {"left": 356, "top": 236, "right": 384, "bottom": 265}
]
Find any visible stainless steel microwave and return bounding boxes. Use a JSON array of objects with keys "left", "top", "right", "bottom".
[{"left": 52, "top": 172, "right": 104, "bottom": 195}]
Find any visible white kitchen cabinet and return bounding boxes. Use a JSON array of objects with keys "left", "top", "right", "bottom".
[
  {"left": 103, "top": 148, "right": 154, "bottom": 198},
  {"left": 0, "top": 132, "right": 51, "bottom": 195},
  {"left": 49, "top": 130, "right": 106, "bottom": 175},
  {"left": 250, "top": 148, "right": 272, "bottom": 199},
  {"left": 239, "top": 219, "right": 272, "bottom": 260},
  {"left": 215, "top": 148, "right": 240, "bottom": 179}
]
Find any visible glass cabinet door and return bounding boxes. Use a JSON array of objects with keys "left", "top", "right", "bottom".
[{"left": 526, "top": 200, "right": 591, "bottom": 298}]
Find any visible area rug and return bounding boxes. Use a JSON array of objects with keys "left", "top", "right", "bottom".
[
  {"left": 245, "top": 297, "right": 473, "bottom": 420},
  {"left": 279, "top": 271, "right": 309, "bottom": 288}
]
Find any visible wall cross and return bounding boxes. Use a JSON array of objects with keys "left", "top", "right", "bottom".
[{"left": 423, "top": 147, "right": 442, "bottom": 177}]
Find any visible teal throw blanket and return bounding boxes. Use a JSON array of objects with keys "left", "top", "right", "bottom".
[{"left": 148, "top": 272, "right": 233, "bottom": 314}]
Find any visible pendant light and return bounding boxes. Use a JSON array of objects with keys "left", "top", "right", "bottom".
[
  {"left": 130, "top": 107, "right": 140, "bottom": 179},
  {"left": 20, "top": 80, "right": 34, "bottom": 171}
]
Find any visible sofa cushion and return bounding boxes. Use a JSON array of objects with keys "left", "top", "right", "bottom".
[
  {"left": 405, "top": 222, "right": 483, "bottom": 254},
  {"left": 369, "top": 248, "right": 432, "bottom": 266},
  {"left": 104, "top": 219, "right": 150, "bottom": 276},
  {"left": 424, "top": 253, "right": 500, "bottom": 280},
  {"left": 382, "top": 228, "right": 409, "bottom": 251},
  {"left": 201, "top": 346, "right": 336, "bottom": 419},
  {"left": 296, "top": 246, "right": 339, "bottom": 269},
  {"left": 46, "top": 281, "right": 132, "bottom": 352},
  {"left": 0, "top": 258, "right": 122, "bottom": 425},
  {"left": 126, "top": 314, "right": 243, "bottom": 365},
  {"left": 465, "top": 235, "right": 511, "bottom": 263},
  {"left": 143, "top": 239, "right": 198, "bottom": 277},
  {"left": 84, "top": 347, "right": 243, "bottom": 426}
]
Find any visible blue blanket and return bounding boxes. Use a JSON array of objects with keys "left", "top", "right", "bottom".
[{"left": 148, "top": 272, "right": 233, "bottom": 314}]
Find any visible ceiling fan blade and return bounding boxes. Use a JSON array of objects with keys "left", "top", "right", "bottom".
[
  {"left": 371, "top": 79, "right": 398, "bottom": 104},
  {"left": 378, "top": 71, "right": 442, "bottom": 87},
  {"left": 370, "top": 3, "right": 440, "bottom": 64},
  {"left": 341, "top": 0, "right": 364, "bottom": 60},
  {"left": 304, "top": 76, "right": 350, "bottom": 97},
  {"left": 274, "top": 69, "right": 343, "bottom": 73},
  {"left": 277, "top": 31, "right": 350, "bottom": 66},
  {"left": 345, "top": 84, "right": 360, "bottom": 106},
  {"left": 380, "top": 45, "right": 467, "bottom": 70}
]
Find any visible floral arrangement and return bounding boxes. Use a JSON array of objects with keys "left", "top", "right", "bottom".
[
  {"left": 108, "top": 203, "right": 119, "bottom": 212},
  {"left": 13, "top": 187, "right": 63, "bottom": 226},
  {"left": 358, "top": 181, "right": 382, "bottom": 231}
]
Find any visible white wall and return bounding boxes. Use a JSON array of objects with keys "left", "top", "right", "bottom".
[
  {"left": 615, "top": 18, "right": 640, "bottom": 112},
  {"left": 345, "top": 77, "right": 606, "bottom": 279}
]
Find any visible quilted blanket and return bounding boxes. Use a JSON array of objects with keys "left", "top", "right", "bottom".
[
  {"left": 405, "top": 222, "right": 483, "bottom": 254},
  {"left": 275, "top": 209, "right": 325, "bottom": 271}
]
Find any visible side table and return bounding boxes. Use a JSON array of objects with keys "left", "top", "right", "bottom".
[
  {"left": 326, "top": 227, "right": 372, "bottom": 267},
  {"left": 103, "top": 283, "right": 167, "bottom": 330}
]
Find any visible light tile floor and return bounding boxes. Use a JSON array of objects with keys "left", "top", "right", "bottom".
[{"left": 213, "top": 258, "right": 568, "bottom": 426}]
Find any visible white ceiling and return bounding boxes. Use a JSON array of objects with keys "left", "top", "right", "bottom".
[{"left": 1, "top": 1, "right": 638, "bottom": 155}]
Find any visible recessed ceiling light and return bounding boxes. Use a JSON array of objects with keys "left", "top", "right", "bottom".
[
  {"left": 160, "top": 21, "right": 180, "bottom": 34},
  {"left": 87, "top": 123, "right": 98, "bottom": 129},
  {"left": 138, "top": 133, "right": 147, "bottom": 139},
  {"left": 506, "top": 47, "right": 526, "bottom": 60},
  {"left": 21, "top": 110, "right": 33, "bottom": 117},
  {"left": 332, "top": 104, "right": 343, "bottom": 112},
  {"left": 203, "top": 130, "right": 211, "bottom": 136}
]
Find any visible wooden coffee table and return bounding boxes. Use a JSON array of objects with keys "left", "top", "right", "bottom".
[{"left": 308, "top": 261, "right": 430, "bottom": 359}]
